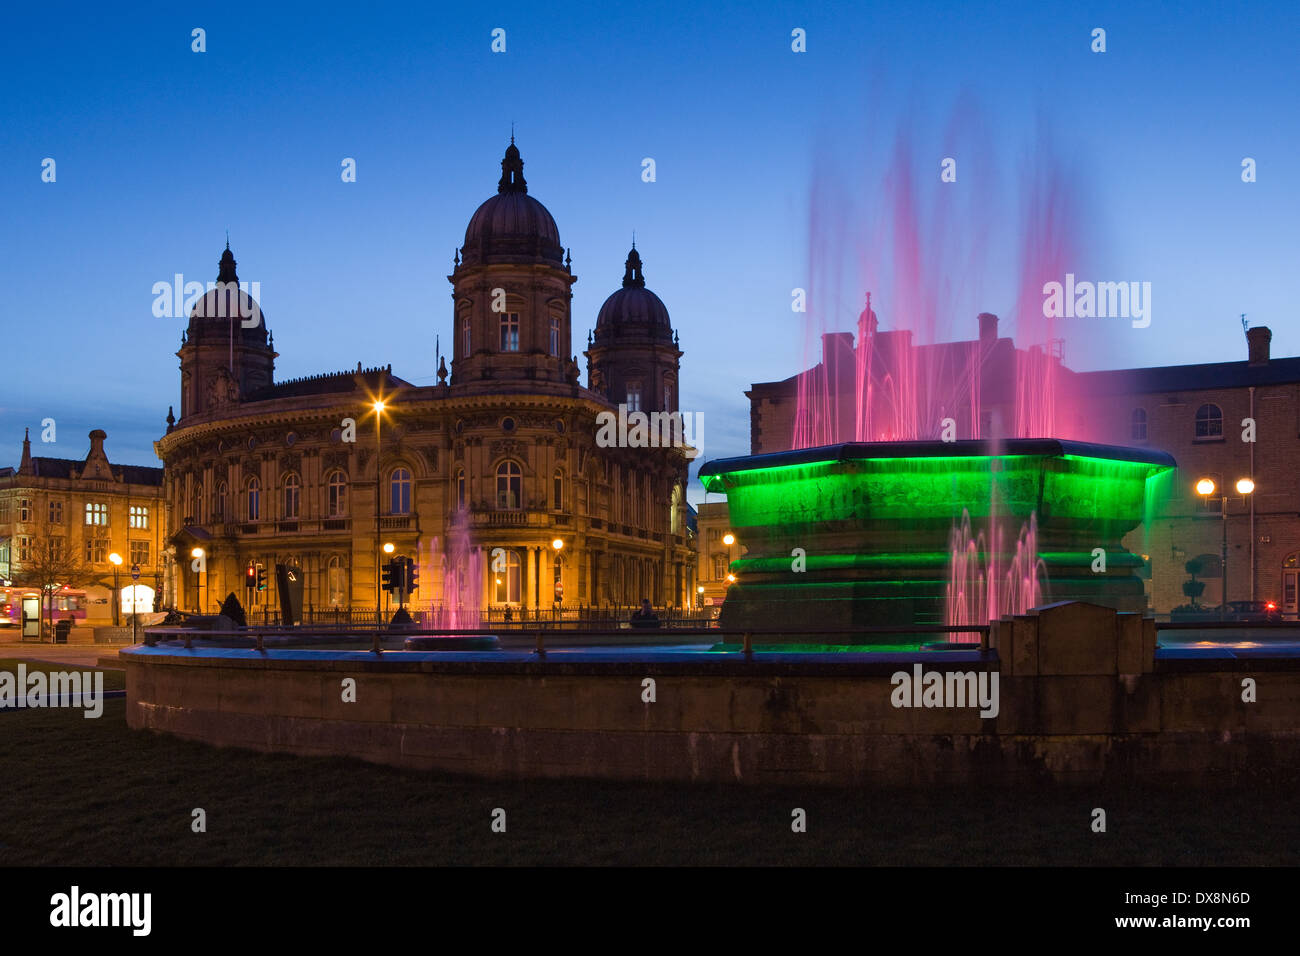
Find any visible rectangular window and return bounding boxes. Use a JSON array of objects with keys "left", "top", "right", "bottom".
[
  {"left": 500, "top": 312, "right": 520, "bottom": 351},
  {"left": 85, "top": 502, "right": 108, "bottom": 526},
  {"left": 0, "top": 498, "right": 8, "bottom": 521},
  {"left": 626, "top": 382, "right": 642, "bottom": 413},
  {"left": 17, "top": 536, "right": 32, "bottom": 562},
  {"left": 549, "top": 316, "right": 560, "bottom": 356},
  {"left": 663, "top": 383, "right": 672, "bottom": 411},
  {"left": 130, "top": 540, "right": 150, "bottom": 566},
  {"left": 19, "top": 498, "right": 31, "bottom": 522},
  {"left": 48, "top": 500, "right": 63, "bottom": 523},
  {"left": 129, "top": 505, "right": 149, "bottom": 529},
  {"left": 85, "top": 538, "right": 107, "bottom": 564},
  {"left": 49, "top": 537, "right": 65, "bottom": 561}
]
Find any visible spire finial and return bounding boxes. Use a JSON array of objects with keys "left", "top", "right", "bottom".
[
  {"left": 225, "top": 229, "right": 230, "bottom": 251},
  {"left": 498, "top": 138, "right": 527, "bottom": 193},
  {"left": 511, "top": 121, "right": 515, "bottom": 145},
  {"left": 622, "top": 244, "right": 645, "bottom": 289},
  {"left": 632, "top": 230, "right": 636, "bottom": 250}
]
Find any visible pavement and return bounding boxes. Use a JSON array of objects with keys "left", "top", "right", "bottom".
[{"left": 0, "top": 640, "right": 129, "bottom": 669}]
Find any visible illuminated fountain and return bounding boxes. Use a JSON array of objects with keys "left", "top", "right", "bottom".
[{"left": 698, "top": 439, "right": 1175, "bottom": 639}]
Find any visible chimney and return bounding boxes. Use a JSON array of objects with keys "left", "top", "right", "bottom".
[
  {"left": 978, "top": 312, "right": 998, "bottom": 346},
  {"left": 1247, "top": 326, "right": 1271, "bottom": 365}
]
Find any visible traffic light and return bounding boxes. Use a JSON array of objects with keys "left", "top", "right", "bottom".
[
  {"left": 244, "top": 565, "right": 256, "bottom": 590},
  {"left": 381, "top": 559, "right": 396, "bottom": 592},
  {"left": 256, "top": 565, "right": 267, "bottom": 591},
  {"left": 405, "top": 557, "right": 418, "bottom": 593}
]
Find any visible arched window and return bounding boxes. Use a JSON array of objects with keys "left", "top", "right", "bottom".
[
  {"left": 1195, "top": 403, "right": 1223, "bottom": 439},
  {"left": 496, "top": 460, "right": 522, "bottom": 510},
  {"left": 390, "top": 468, "right": 412, "bottom": 515},
  {"left": 492, "top": 549, "right": 522, "bottom": 604},
  {"left": 1130, "top": 408, "right": 1147, "bottom": 442},
  {"left": 500, "top": 312, "right": 520, "bottom": 351},
  {"left": 246, "top": 477, "right": 261, "bottom": 521},
  {"left": 283, "top": 473, "right": 300, "bottom": 519},
  {"left": 456, "top": 469, "right": 466, "bottom": 511},
  {"left": 327, "top": 471, "right": 348, "bottom": 517},
  {"left": 549, "top": 315, "right": 560, "bottom": 356},
  {"left": 327, "top": 555, "right": 347, "bottom": 607},
  {"left": 552, "top": 469, "right": 563, "bottom": 510},
  {"left": 214, "top": 481, "right": 229, "bottom": 521}
]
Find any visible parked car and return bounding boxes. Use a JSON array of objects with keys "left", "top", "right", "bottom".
[{"left": 1222, "top": 600, "right": 1282, "bottom": 623}]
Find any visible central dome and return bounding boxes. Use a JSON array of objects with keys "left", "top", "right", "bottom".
[{"left": 461, "top": 141, "right": 563, "bottom": 267}]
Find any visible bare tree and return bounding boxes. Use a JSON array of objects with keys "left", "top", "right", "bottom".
[{"left": 12, "top": 512, "right": 92, "bottom": 639}]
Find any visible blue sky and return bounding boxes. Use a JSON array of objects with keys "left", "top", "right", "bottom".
[{"left": 2, "top": 0, "right": 1297, "bottom": 496}]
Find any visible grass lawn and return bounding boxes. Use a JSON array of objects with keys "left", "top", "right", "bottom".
[{"left": 1, "top": 697, "right": 1297, "bottom": 865}]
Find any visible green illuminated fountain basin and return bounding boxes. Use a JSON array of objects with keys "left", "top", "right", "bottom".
[{"left": 698, "top": 439, "right": 1176, "bottom": 638}]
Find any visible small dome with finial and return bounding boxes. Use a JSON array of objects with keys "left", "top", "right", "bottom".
[
  {"left": 594, "top": 244, "right": 673, "bottom": 341},
  {"left": 185, "top": 241, "right": 270, "bottom": 346}
]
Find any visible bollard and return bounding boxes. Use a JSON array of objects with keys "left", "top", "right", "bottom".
[
  {"left": 371, "top": 631, "right": 382, "bottom": 654},
  {"left": 183, "top": 632, "right": 193, "bottom": 649},
  {"left": 742, "top": 631, "right": 753, "bottom": 660},
  {"left": 535, "top": 630, "right": 546, "bottom": 657},
  {"left": 255, "top": 632, "right": 265, "bottom": 652}
]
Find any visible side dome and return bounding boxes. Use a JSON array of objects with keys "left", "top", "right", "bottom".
[
  {"left": 461, "top": 141, "right": 563, "bottom": 266},
  {"left": 185, "top": 244, "right": 269, "bottom": 344},
  {"left": 594, "top": 247, "right": 673, "bottom": 341}
]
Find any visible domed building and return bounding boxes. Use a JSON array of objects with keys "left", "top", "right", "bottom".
[{"left": 155, "top": 141, "right": 696, "bottom": 620}]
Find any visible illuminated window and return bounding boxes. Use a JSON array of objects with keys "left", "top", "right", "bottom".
[
  {"left": 496, "top": 460, "right": 521, "bottom": 510},
  {"left": 130, "top": 505, "right": 149, "bottom": 529},
  {"left": 327, "top": 471, "right": 348, "bottom": 517},
  {"left": 283, "top": 473, "right": 301, "bottom": 519},
  {"left": 492, "top": 549, "right": 522, "bottom": 604},
  {"left": 670, "top": 484, "right": 681, "bottom": 535},
  {"left": 130, "top": 540, "right": 149, "bottom": 565},
  {"left": 626, "top": 381, "right": 642, "bottom": 413},
  {"left": 18, "top": 498, "right": 31, "bottom": 522},
  {"left": 1194, "top": 404, "right": 1223, "bottom": 439},
  {"left": 85, "top": 538, "right": 107, "bottom": 563},
  {"left": 327, "top": 555, "right": 347, "bottom": 607},
  {"left": 17, "top": 537, "right": 32, "bottom": 562},
  {"left": 48, "top": 500, "right": 63, "bottom": 523},
  {"left": 85, "top": 502, "right": 108, "bottom": 526},
  {"left": 246, "top": 478, "right": 261, "bottom": 521},
  {"left": 500, "top": 312, "right": 520, "bottom": 351},
  {"left": 390, "top": 468, "right": 412, "bottom": 515}
]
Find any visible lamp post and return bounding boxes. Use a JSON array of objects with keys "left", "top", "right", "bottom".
[
  {"left": 372, "top": 399, "right": 387, "bottom": 627},
  {"left": 383, "top": 542, "right": 394, "bottom": 619},
  {"left": 1197, "top": 477, "right": 1255, "bottom": 622},
  {"left": 190, "top": 547, "right": 205, "bottom": 613},
  {"left": 696, "top": 584, "right": 704, "bottom": 611},
  {"left": 108, "top": 552, "right": 123, "bottom": 627}
]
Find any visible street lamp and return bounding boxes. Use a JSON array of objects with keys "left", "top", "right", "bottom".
[
  {"left": 383, "top": 542, "right": 395, "bottom": 554},
  {"left": 697, "top": 584, "right": 704, "bottom": 611},
  {"left": 108, "top": 552, "right": 122, "bottom": 627},
  {"left": 371, "top": 398, "right": 388, "bottom": 627},
  {"left": 190, "top": 547, "right": 205, "bottom": 613},
  {"left": 722, "top": 532, "right": 735, "bottom": 546},
  {"left": 1197, "top": 476, "right": 1255, "bottom": 621},
  {"left": 551, "top": 539, "right": 564, "bottom": 612}
]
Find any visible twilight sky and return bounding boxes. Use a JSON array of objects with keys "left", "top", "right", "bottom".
[{"left": 2, "top": 0, "right": 1297, "bottom": 500}]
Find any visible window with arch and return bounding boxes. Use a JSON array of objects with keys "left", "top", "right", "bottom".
[
  {"left": 327, "top": 471, "right": 348, "bottom": 517},
  {"left": 390, "top": 468, "right": 412, "bottom": 515},
  {"left": 492, "top": 548, "right": 522, "bottom": 604},
  {"left": 496, "top": 460, "right": 522, "bottom": 510},
  {"left": 246, "top": 477, "right": 261, "bottom": 521},
  {"left": 460, "top": 315, "right": 471, "bottom": 356},
  {"left": 1195, "top": 403, "right": 1223, "bottom": 439},
  {"left": 1130, "top": 408, "right": 1147, "bottom": 441},
  {"left": 327, "top": 555, "right": 347, "bottom": 607},
  {"left": 500, "top": 312, "right": 520, "bottom": 351},
  {"left": 283, "top": 473, "right": 301, "bottom": 519},
  {"left": 549, "top": 315, "right": 560, "bottom": 356},
  {"left": 456, "top": 469, "right": 466, "bottom": 511},
  {"left": 552, "top": 469, "right": 563, "bottom": 510},
  {"left": 214, "top": 481, "right": 229, "bottom": 520}
]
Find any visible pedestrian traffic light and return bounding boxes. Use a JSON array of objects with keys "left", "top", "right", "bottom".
[
  {"left": 244, "top": 565, "right": 256, "bottom": 590},
  {"left": 381, "top": 559, "right": 395, "bottom": 592},
  {"left": 256, "top": 565, "right": 267, "bottom": 591},
  {"left": 405, "top": 557, "right": 418, "bottom": 593}
]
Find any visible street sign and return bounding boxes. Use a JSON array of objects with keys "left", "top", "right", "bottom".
[{"left": 130, "top": 564, "right": 141, "bottom": 581}]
